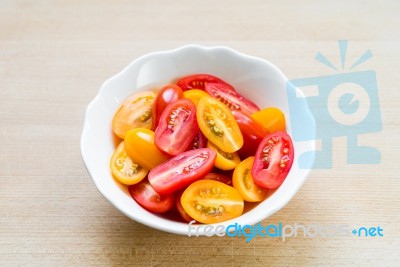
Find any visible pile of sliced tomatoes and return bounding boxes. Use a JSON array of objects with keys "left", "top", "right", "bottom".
[{"left": 110, "top": 74, "right": 294, "bottom": 224}]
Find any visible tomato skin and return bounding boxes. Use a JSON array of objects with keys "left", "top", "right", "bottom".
[
  {"left": 148, "top": 148, "right": 216, "bottom": 195},
  {"left": 177, "top": 74, "right": 231, "bottom": 91},
  {"left": 251, "top": 107, "right": 286, "bottom": 133},
  {"left": 188, "top": 130, "right": 207, "bottom": 151},
  {"left": 197, "top": 96, "right": 243, "bottom": 153},
  {"left": 152, "top": 84, "right": 183, "bottom": 130},
  {"left": 155, "top": 99, "right": 199, "bottom": 156},
  {"left": 203, "top": 173, "right": 232, "bottom": 186},
  {"left": 112, "top": 91, "right": 155, "bottom": 139},
  {"left": 207, "top": 141, "right": 240, "bottom": 171},
  {"left": 231, "top": 110, "right": 270, "bottom": 159},
  {"left": 205, "top": 83, "right": 260, "bottom": 117},
  {"left": 110, "top": 141, "right": 148, "bottom": 185},
  {"left": 175, "top": 191, "right": 193, "bottom": 222},
  {"left": 252, "top": 132, "right": 294, "bottom": 189},
  {"left": 124, "top": 128, "right": 170, "bottom": 170},
  {"left": 181, "top": 180, "right": 244, "bottom": 224},
  {"left": 183, "top": 89, "right": 209, "bottom": 106},
  {"left": 233, "top": 156, "right": 269, "bottom": 202},
  {"left": 128, "top": 180, "right": 174, "bottom": 213}
]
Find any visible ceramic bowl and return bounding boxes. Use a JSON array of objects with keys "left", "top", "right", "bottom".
[{"left": 81, "top": 45, "right": 315, "bottom": 235}]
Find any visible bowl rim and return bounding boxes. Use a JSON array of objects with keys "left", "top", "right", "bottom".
[{"left": 80, "top": 44, "right": 316, "bottom": 235}]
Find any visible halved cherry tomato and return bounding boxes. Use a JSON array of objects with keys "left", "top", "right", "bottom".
[
  {"left": 152, "top": 84, "right": 183, "bottom": 130},
  {"left": 181, "top": 180, "right": 244, "bottom": 224},
  {"left": 233, "top": 156, "right": 269, "bottom": 202},
  {"left": 205, "top": 83, "right": 260, "bottom": 117},
  {"left": 177, "top": 74, "right": 231, "bottom": 91},
  {"left": 175, "top": 191, "right": 193, "bottom": 222},
  {"left": 188, "top": 130, "right": 207, "bottom": 151},
  {"left": 252, "top": 132, "right": 294, "bottom": 189},
  {"left": 112, "top": 91, "right": 155, "bottom": 139},
  {"left": 203, "top": 173, "right": 232, "bottom": 186},
  {"left": 232, "top": 110, "right": 270, "bottom": 159},
  {"left": 110, "top": 141, "right": 148, "bottom": 185},
  {"left": 197, "top": 96, "right": 243, "bottom": 153},
  {"left": 148, "top": 148, "right": 216, "bottom": 194},
  {"left": 128, "top": 180, "right": 174, "bottom": 213},
  {"left": 124, "top": 128, "right": 169, "bottom": 170},
  {"left": 183, "top": 89, "right": 209, "bottom": 106},
  {"left": 251, "top": 107, "right": 286, "bottom": 133},
  {"left": 155, "top": 99, "right": 198, "bottom": 156},
  {"left": 207, "top": 141, "right": 240, "bottom": 171}
]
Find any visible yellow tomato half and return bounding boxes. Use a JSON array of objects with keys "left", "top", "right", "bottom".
[
  {"left": 232, "top": 156, "right": 269, "bottom": 202},
  {"left": 181, "top": 180, "right": 244, "bottom": 224},
  {"left": 197, "top": 96, "right": 243, "bottom": 153},
  {"left": 207, "top": 141, "right": 240, "bottom": 170},
  {"left": 110, "top": 141, "right": 148, "bottom": 185},
  {"left": 124, "top": 128, "right": 170, "bottom": 170},
  {"left": 183, "top": 89, "right": 209, "bottom": 106}
]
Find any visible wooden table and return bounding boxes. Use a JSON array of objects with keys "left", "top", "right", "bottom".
[{"left": 1, "top": 1, "right": 399, "bottom": 266}]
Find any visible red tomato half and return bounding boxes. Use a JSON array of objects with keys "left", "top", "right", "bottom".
[
  {"left": 232, "top": 110, "right": 270, "bottom": 159},
  {"left": 203, "top": 173, "right": 232, "bottom": 186},
  {"left": 152, "top": 84, "right": 183, "bottom": 130},
  {"left": 252, "top": 132, "right": 294, "bottom": 189},
  {"left": 155, "top": 99, "right": 198, "bottom": 156},
  {"left": 188, "top": 130, "right": 207, "bottom": 150},
  {"left": 128, "top": 180, "right": 174, "bottom": 213},
  {"left": 205, "top": 83, "right": 260, "bottom": 117},
  {"left": 175, "top": 191, "right": 193, "bottom": 222},
  {"left": 148, "top": 148, "right": 216, "bottom": 194},
  {"left": 177, "top": 74, "right": 232, "bottom": 91}
]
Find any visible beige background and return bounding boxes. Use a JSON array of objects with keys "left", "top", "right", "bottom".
[{"left": 1, "top": 0, "right": 399, "bottom": 266}]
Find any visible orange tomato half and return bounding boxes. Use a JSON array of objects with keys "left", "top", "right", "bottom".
[
  {"left": 251, "top": 107, "right": 286, "bottom": 133},
  {"left": 112, "top": 91, "right": 155, "bottom": 139}
]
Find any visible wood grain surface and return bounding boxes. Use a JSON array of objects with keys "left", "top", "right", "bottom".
[{"left": 1, "top": 0, "right": 399, "bottom": 266}]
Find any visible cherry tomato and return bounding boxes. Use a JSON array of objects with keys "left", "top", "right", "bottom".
[
  {"left": 124, "top": 128, "right": 170, "bottom": 170},
  {"left": 112, "top": 91, "right": 155, "bottom": 139},
  {"left": 155, "top": 99, "right": 199, "bottom": 156},
  {"left": 181, "top": 180, "right": 244, "bottom": 224},
  {"left": 231, "top": 110, "right": 270, "bottom": 159},
  {"left": 152, "top": 84, "right": 183, "bottom": 130},
  {"left": 203, "top": 173, "right": 232, "bottom": 186},
  {"left": 188, "top": 130, "right": 207, "bottom": 151},
  {"left": 177, "top": 74, "right": 231, "bottom": 91},
  {"left": 197, "top": 96, "right": 243, "bottom": 153},
  {"left": 207, "top": 141, "right": 240, "bottom": 171},
  {"left": 110, "top": 141, "right": 148, "bottom": 185},
  {"left": 128, "top": 180, "right": 174, "bottom": 213},
  {"left": 183, "top": 89, "right": 209, "bottom": 106},
  {"left": 148, "top": 148, "right": 216, "bottom": 194},
  {"left": 233, "top": 157, "right": 269, "bottom": 202},
  {"left": 205, "top": 83, "right": 260, "bottom": 117},
  {"left": 175, "top": 191, "right": 193, "bottom": 222},
  {"left": 252, "top": 132, "right": 294, "bottom": 189},
  {"left": 251, "top": 107, "right": 286, "bottom": 133}
]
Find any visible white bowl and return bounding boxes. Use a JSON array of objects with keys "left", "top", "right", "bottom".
[{"left": 81, "top": 45, "right": 315, "bottom": 235}]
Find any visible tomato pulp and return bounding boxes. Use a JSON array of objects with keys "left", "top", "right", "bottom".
[{"left": 252, "top": 132, "right": 294, "bottom": 189}]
